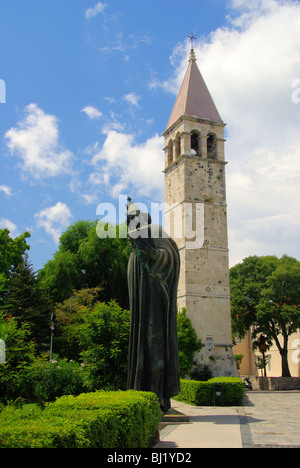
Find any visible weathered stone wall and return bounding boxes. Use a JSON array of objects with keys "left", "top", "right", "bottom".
[{"left": 241, "top": 376, "right": 300, "bottom": 391}]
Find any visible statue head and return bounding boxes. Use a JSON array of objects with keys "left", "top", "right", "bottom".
[{"left": 126, "top": 201, "right": 151, "bottom": 231}]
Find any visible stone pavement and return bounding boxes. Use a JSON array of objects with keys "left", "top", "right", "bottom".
[
  {"left": 243, "top": 391, "right": 300, "bottom": 448},
  {"left": 154, "top": 391, "right": 300, "bottom": 449}
]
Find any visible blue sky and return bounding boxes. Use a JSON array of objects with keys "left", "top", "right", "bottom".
[{"left": 0, "top": 0, "right": 300, "bottom": 271}]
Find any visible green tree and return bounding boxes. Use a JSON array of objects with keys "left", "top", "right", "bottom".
[
  {"left": 54, "top": 287, "right": 103, "bottom": 360},
  {"left": 254, "top": 261, "right": 300, "bottom": 377},
  {"left": 78, "top": 301, "right": 131, "bottom": 391},
  {"left": 59, "top": 220, "right": 92, "bottom": 254},
  {"left": 0, "top": 274, "right": 9, "bottom": 308},
  {"left": 0, "top": 228, "right": 30, "bottom": 278},
  {"left": 54, "top": 291, "right": 203, "bottom": 387},
  {"left": 38, "top": 221, "right": 130, "bottom": 308},
  {"left": 6, "top": 254, "right": 51, "bottom": 351},
  {"left": 0, "top": 313, "right": 36, "bottom": 402},
  {"left": 177, "top": 308, "right": 202, "bottom": 377},
  {"left": 230, "top": 255, "right": 300, "bottom": 377},
  {"left": 230, "top": 255, "right": 280, "bottom": 338},
  {"left": 38, "top": 250, "right": 81, "bottom": 304},
  {"left": 252, "top": 333, "right": 272, "bottom": 377}
]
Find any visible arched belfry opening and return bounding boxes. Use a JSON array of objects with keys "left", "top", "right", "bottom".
[
  {"left": 168, "top": 140, "right": 173, "bottom": 166},
  {"left": 175, "top": 133, "right": 181, "bottom": 159},
  {"left": 207, "top": 133, "right": 217, "bottom": 160},
  {"left": 191, "top": 131, "right": 200, "bottom": 156}
]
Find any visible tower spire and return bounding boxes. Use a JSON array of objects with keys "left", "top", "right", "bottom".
[
  {"left": 165, "top": 36, "right": 222, "bottom": 131},
  {"left": 187, "top": 33, "right": 197, "bottom": 61}
]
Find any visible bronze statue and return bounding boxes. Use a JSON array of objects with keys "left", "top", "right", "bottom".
[{"left": 126, "top": 201, "right": 180, "bottom": 412}]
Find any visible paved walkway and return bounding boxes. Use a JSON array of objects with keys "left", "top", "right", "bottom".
[
  {"left": 243, "top": 391, "right": 300, "bottom": 448},
  {"left": 154, "top": 391, "right": 300, "bottom": 449}
]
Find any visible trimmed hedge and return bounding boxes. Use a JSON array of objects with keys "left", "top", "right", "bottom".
[
  {"left": 0, "top": 390, "right": 161, "bottom": 448},
  {"left": 177, "top": 377, "right": 245, "bottom": 406}
]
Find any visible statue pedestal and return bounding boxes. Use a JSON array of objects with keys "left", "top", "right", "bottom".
[{"left": 161, "top": 408, "right": 190, "bottom": 424}]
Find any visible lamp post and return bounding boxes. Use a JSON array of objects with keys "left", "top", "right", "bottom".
[{"left": 49, "top": 313, "right": 56, "bottom": 362}]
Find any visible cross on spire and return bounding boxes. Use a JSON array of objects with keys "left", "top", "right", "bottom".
[{"left": 187, "top": 32, "right": 197, "bottom": 50}]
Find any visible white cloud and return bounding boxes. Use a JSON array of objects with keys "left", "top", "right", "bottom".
[
  {"left": 161, "top": 0, "right": 300, "bottom": 265},
  {"left": 99, "top": 32, "right": 152, "bottom": 53},
  {"left": 85, "top": 2, "right": 106, "bottom": 20},
  {"left": 81, "top": 105, "right": 103, "bottom": 120},
  {"left": 0, "top": 218, "right": 17, "bottom": 236},
  {"left": 89, "top": 130, "right": 164, "bottom": 200},
  {"left": 81, "top": 193, "right": 99, "bottom": 205},
  {"left": 104, "top": 96, "right": 116, "bottom": 104},
  {"left": 0, "top": 185, "right": 12, "bottom": 196},
  {"left": 35, "top": 202, "right": 73, "bottom": 244},
  {"left": 124, "top": 92, "right": 140, "bottom": 108},
  {"left": 5, "top": 103, "right": 73, "bottom": 179}
]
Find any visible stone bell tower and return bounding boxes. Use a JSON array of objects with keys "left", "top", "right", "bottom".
[{"left": 163, "top": 48, "right": 237, "bottom": 376}]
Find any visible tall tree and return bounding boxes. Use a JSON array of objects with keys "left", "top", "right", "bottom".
[
  {"left": 254, "top": 260, "right": 300, "bottom": 377},
  {"left": 230, "top": 255, "right": 300, "bottom": 377},
  {"left": 7, "top": 254, "right": 51, "bottom": 351},
  {"left": 0, "top": 228, "right": 30, "bottom": 278},
  {"left": 230, "top": 255, "right": 280, "bottom": 338},
  {"left": 38, "top": 250, "right": 81, "bottom": 304},
  {"left": 252, "top": 333, "right": 272, "bottom": 377}
]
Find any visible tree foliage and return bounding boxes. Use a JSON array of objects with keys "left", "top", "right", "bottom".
[
  {"left": 6, "top": 254, "right": 51, "bottom": 351},
  {"left": 230, "top": 255, "right": 281, "bottom": 338},
  {"left": 38, "top": 221, "right": 131, "bottom": 308},
  {"left": 54, "top": 287, "right": 103, "bottom": 360},
  {"left": 177, "top": 308, "right": 203, "bottom": 377},
  {"left": 0, "top": 228, "right": 30, "bottom": 278},
  {"left": 230, "top": 255, "right": 300, "bottom": 377},
  {"left": 0, "top": 313, "right": 36, "bottom": 402},
  {"left": 54, "top": 293, "right": 202, "bottom": 387},
  {"left": 78, "top": 301, "right": 131, "bottom": 391}
]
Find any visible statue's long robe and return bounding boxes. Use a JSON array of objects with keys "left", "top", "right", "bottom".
[{"left": 127, "top": 225, "right": 181, "bottom": 411}]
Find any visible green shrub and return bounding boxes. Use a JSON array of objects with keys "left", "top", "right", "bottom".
[
  {"left": 0, "top": 313, "right": 36, "bottom": 403},
  {"left": 0, "top": 390, "right": 161, "bottom": 448},
  {"left": 78, "top": 301, "right": 131, "bottom": 391},
  {"left": 177, "top": 308, "right": 202, "bottom": 377},
  {"left": 208, "top": 377, "right": 245, "bottom": 405},
  {"left": 45, "top": 390, "right": 161, "bottom": 448},
  {"left": 28, "top": 358, "right": 89, "bottom": 402},
  {"left": 0, "top": 411, "right": 91, "bottom": 448},
  {"left": 190, "top": 364, "right": 213, "bottom": 381},
  {"left": 177, "top": 377, "right": 245, "bottom": 406}
]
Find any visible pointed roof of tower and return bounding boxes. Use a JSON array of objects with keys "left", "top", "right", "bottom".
[{"left": 166, "top": 49, "right": 222, "bottom": 131}]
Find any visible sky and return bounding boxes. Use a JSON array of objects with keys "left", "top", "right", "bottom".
[{"left": 0, "top": 0, "right": 300, "bottom": 271}]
